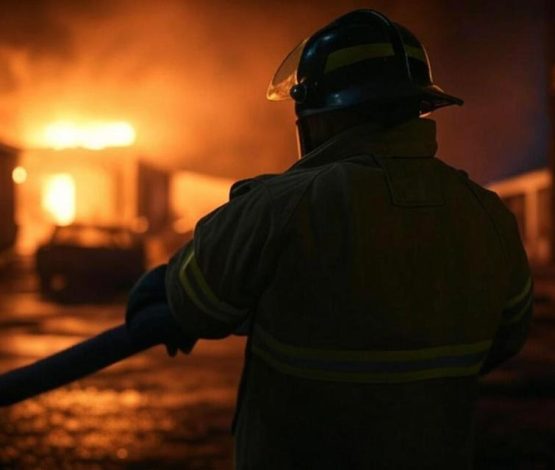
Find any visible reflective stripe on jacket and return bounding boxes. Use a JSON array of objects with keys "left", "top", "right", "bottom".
[{"left": 166, "top": 118, "right": 532, "bottom": 470}]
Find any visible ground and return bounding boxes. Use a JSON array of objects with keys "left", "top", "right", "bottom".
[{"left": 0, "top": 259, "right": 554, "bottom": 469}]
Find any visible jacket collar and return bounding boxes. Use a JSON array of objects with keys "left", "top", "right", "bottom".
[{"left": 290, "top": 118, "right": 438, "bottom": 171}]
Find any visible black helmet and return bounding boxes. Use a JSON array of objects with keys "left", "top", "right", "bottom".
[{"left": 267, "top": 9, "right": 463, "bottom": 117}]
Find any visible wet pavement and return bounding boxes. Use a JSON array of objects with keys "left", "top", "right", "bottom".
[
  {"left": 0, "top": 260, "right": 244, "bottom": 469},
  {"left": 0, "top": 259, "right": 555, "bottom": 469}
]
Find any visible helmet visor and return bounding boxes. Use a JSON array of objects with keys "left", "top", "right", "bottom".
[{"left": 267, "top": 38, "right": 308, "bottom": 101}]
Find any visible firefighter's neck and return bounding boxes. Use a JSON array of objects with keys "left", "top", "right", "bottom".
[{"left": 296, "top": 107, "right": 421, "bottom": 158}]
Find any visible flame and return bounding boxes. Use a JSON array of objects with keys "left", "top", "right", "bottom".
[
  {"left": 42, "top": 174, "right": 76, "bottom": 226},
  {"left": 42, "top": 121, "right": 136, "bottom": 150}
]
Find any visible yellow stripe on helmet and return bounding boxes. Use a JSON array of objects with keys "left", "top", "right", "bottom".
[{"left": 325, "top": 43, "right": 427, "bottom": 74}]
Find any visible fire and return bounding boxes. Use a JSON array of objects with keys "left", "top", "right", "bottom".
[
  {"left": 42, "top": 121, "right": 136, "bottom": 150},
  {"left": 42, "top": 174, "right": 76, "bottom": 226}
]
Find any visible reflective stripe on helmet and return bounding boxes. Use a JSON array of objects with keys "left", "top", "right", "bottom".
[
  {"left": 502, "top": 276, "right": 533, "bottom": 326},
  {"left": 324, "top": 43, "right": 427, "bottom": 74},
  {"left": 252, "top": 325, "right": 492, "bottom": 383},
  {"left": 178, "top": 243, "right": 246, "bottom": 323}
]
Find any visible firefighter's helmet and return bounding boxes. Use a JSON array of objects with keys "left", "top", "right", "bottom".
[{"left": 267, "top": 9, "right": 463, "bottom": 117}]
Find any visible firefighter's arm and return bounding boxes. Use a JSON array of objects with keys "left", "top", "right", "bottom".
[
  {"left": 165, "top": 180, "right": 279, "bottom": 340},
  {"left": 480, "top": 210, "right": 533, "bottom": 375},
  {"left": 126, "top": 264, "right": 197, "bottom": 356}
]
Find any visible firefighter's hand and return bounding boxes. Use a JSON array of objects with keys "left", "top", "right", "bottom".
[{"left": 126, "top": 265, "right": 197, "bottom": 356}]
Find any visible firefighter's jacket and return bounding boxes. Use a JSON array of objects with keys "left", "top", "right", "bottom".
[{"left": 166, "top": 118, "right": 533, "bottom": 470}]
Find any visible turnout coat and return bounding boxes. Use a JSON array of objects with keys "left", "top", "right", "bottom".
[{"left": 166, "top": 118, "right": 532, "bottom": 470}]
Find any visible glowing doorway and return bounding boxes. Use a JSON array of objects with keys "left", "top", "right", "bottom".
[{"left": 42, "top": 174, "right": 76, "bottom": 226}]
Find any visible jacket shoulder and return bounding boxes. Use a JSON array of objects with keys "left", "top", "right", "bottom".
[
  {"left": 435, "top": 160, "right": 507, "bottom": 211},
  {"left": 454, "top": 167, "right": 513, "bottom": 218},
  {"left": 232, "top": 166, "right": 329, "bottom": 200},
  {"left": 229, "top": 174, "right": 277, "bottom": 199},
  {"left": 226, "top": 168, "right": 326, "bottom": 235},
  {"left": 447, "top": 164, "right": 522, "bottom": 258}
]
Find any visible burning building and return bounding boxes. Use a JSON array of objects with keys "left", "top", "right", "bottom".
[
  {"left": 14, "top": 121, "right": 143, "bottom": 251},
  {"left": 14, "top": 127, "right": 233, "bottom": 262}
]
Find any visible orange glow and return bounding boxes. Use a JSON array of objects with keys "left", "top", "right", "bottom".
[
  {"left": 131, "top": 216, "right": 149, "bottom": 234},
  {"left": 12, "top": 166, "right": 28, "bottom": 184},
  {"left": 42, "top": 174, "right": 76, "bottom": 226},
  {"left": 171, "top": 172, "right": 233, "bottom": 233},
  {"left": 172, "top": 217, "right": 190, "bottom": 234},
  {"left": 42, "top": 121, "right": 136, "bottom": 150}
]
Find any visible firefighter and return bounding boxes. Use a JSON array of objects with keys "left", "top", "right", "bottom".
[{"left": 127, "top": 9, "right": 533, "bottom": 469}]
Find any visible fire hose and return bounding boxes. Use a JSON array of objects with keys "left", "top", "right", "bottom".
[{"left": 0, "top": 305, "right": 192, "bottom": 407}]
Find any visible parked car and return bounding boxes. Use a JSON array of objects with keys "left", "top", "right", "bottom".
[{"left": 36, "top": 224, "right": 146, "bottom": 302}]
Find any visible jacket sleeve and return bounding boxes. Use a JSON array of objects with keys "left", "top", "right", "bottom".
[
  {"left": 165, "top": 179, "right": 281, "bottom": 339},
  {"left": 480, "top": 206, "right": 533, "bottom": 375}
]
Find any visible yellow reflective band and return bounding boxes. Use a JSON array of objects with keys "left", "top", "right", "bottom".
[
  {"left": 324, "top": 43, "right": 427, "bottom": 74},
  {"left": 178, "top": 245, "right": 224, "bottom": 321},
  {"left": 253, "top": 325, "right": 492, "bottom": 383},
  {"left": 252, "top": 346, "right": 484, "bottom": 384},
  {"left": 254, "top": 326, "right": 492, "bottom": 363},
  {"left": 252, "top": 327, "right": 492, "bottom": 384},
  {"left": 187, "top": 250, "right": 245, "bottom": 318},
  {"left": 503, "top": 293, "right": 533, "bottom": 326},
  {"left": 505, "top": 276, "right": 533, "bottom": 310},
  {"left": 178, "top": 244, "right": 245, "bottom": 323},
  {"left": 405, "top": 45, "right": 428, "bottom": 63}
]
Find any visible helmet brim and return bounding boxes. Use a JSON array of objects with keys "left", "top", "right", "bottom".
[
  {"left": 421, "top": 85, "right": 464, "bottom": 108},
  {"left": 295, "top": 81, "right": 463, "bottom": 117}
]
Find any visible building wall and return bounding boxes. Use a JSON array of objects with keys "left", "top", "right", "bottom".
[
  {"left": 487, "top": 168, "right": 551, "bottom": 264},
  {"left": 137, "top": 162, "right": 170, "bottom": 234}
]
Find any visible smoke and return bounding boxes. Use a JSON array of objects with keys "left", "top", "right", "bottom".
[
  {"left": 423, "top": 0, "right": 548, "bottom": 184},
  {"left": 0, "top": 0, "right": 309, "bottom": 177},
  {"left": 0, "top": 0, "right": 548, "bottom": 182}
]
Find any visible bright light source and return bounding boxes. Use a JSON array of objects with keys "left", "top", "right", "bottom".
[
  {"left": 42, "top": 174, "right": 76, "bottom": 226},
  {"left": 43, "top": 121, "right": 136, "bottom": 150},
  {"left": 12, "top": 166, "right": 28, "bottom": 184}
]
